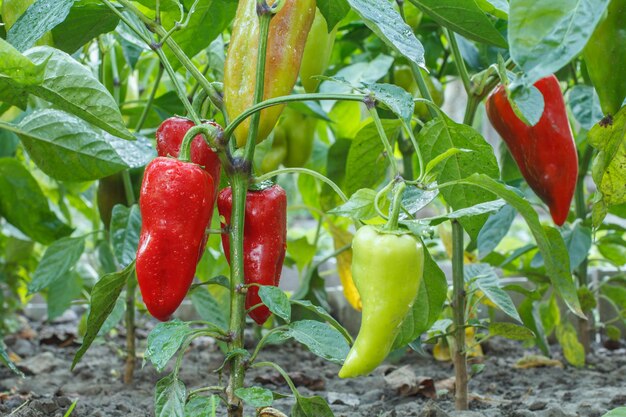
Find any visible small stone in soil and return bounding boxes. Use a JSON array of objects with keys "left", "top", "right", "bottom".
[
  {"left": 327, "top": 392, "right": 360, "bottom": 407},
  {"left": 528, "top": 400, "right": 547, "bottom": 411}
]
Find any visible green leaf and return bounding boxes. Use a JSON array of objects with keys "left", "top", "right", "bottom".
[
  {"left": 329, "top": 188, "right": 379, "bottom": 221},
  {"left": 317, "top": 0, "right": 350, "bottom": 30},
  {"left": 363, "top": 82, "right": 414, "bottom": 125},
  {"left": 185, "top": 396, "right": 219, "bottom": 417},
  {"left": 14, "top": 109, "right": 129, "bottom": 181},
  {"left": 1, "top": 342, "right": 24, "bottom": 377},
  {"left": 190, "top": 287, "right": 228, "bottom": 330},
  {"left": 28, "top": 236, "right": 85, "bottom": 293},
  {"left": 235, "top": 387, "right": 274, "bottom": 408},
  {"left": 47, "top": 271, "right": 83, "bottom": 321},
  {"left": 155, "top": 374, "right": 186, "bottom": 417},
  {"left": 145, "top": 320, "right": 193, "bottom": 373},
  {"left": 258, "top": 286, "right": 291, "bottom": 323},
  {"left": 291, "top": 395, "right": 334, "bottom": 417},
  {"left": 418, "top": 115, "right": 499, "bottom": 240},
  {"left": 563, "top": 223, "right": 592, "bottom": 271},
  {"left": 52, "top": 0, "right": 120, "bottom": 54},
  {"left": 413, "top": 199, "right": 507, "bottom": 226},
  {"left": 556, "top": 322, "right": 585, "bottom": 367},
  {"left": 345, "top": 119, "right": 401, "bottom": 195},
  {"left": 347, "top": 0, "right": 425, "bottom": 67},
  {"left": 110, "top": 204, "right": 141, "bottom": 268},
  {"left": 569, "top": 85, "right": 603, "bottom": 130},
  {"left": 475, "top": 0, "right": 508, "bottom": 19},
  {"left": 466, "top": 263, "right": 522, "bottom": 323},
  {"left": 477, "top": 204, "right": 516, "bottom": 259},
  {"left": 509, "top": 83, "right": 545, "bottom": 127},
  {"left": 155, "top": 0, "right": 237, "bottom": 70},
  {"left": 0, "top": 38, "right": 46, "bottom": 108},
  {"left": 287, "top": 320, "right": 349, "bottom": 365},
  {"left": 519, "top": 298, "right": 550, "bottom": 356},
  {"left": 602, "top": 408, "right": 626, "bottom": 417},
  {"left": 72, "top": 262, "right": 134, "bottom": 369},
  {"left": 538, "top": 294, "right": 561, "bottom": 337},
  {"left": 489, "top": 322, "right": 535, "bottom": 340},
  {"left": 588, "top": 106, "right": 626, "bottom": 221},
  {"left": 25, "top": 46, "right": 133, "bottom": 140},
  {"left": 409, "top": 0, "right": 507, "bottom": 48},
  {"left": 291, "top": 299, "right": 353, "bottom": 345},
  {"left": 456, "top": 174, "right": 583, "bottom": 317},
  {"left": 0, "top": 158, "right": 72, "bottom": 244},
  {"left": 393, "top": 247, "right": 447, "bottom": 349},
  {"left": 597, "top": 235, "right": 626, "bottom": 266},
  {"left": 6, "top": 0, "right": 74, "bottom": 52},
  {"left": 509, "top": 0, "right": 610, "bottom": 85},
  {"left": 321, "top": 55, "right": 394, "bottom": 97},
  {"left": 287, "top": 236, "right": 317, "bottom": 273}
]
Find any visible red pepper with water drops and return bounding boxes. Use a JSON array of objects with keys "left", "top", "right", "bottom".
[
  {"left": 486, "top": 75, "right": 578, "bottom": 226},
  {"left": 156, "top": 116, "right": 222, "bottom": 185},
  {"left": 136, "top": 157, "right": 216, "bottom": 321},
  {"left": 217, "top": 184, "right": 287, "bottom": 325}
]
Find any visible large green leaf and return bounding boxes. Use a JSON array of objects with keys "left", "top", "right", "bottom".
[
  {"left": 409, "top": 0, "right": 507, "bottom": 48},
  {"left": 6, "top": 0, "right": 74, "bottom": 52},
  {"left": 0, "top": 158, "right": 72, "bottom": 244},
  {"left": 509, "top": 0, "right": 610, "bottom": 85},
  {"left": 139, "top": 0, "right": 237, "bottom": 70},
  {"left": 52, "top": 0, "right": 120, "bottom": 54},
  {"left": 588, "top": 106, "right": 626, "bottom": 226},
  {"left": 455, "top": 174, "right": 583, "bottom": 317},
  {"left": 345, "top": 119, "right": 401, "bottom": 195},
  {"left": 15, "top": 109, "right": 129, "bottom": 181},
  {"left": 418, "top": 115, "right": 499, "bottom": 241},
  {"left": 28, "top": 236, "right": 85, "bottom": 293},
  {"left": 347, "top": 0, "right": 425, "bottom": 67},
  {"left": 25, "top": 47, "right": 133, "bottom": 140}
]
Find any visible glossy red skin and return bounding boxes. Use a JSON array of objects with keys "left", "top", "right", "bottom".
[
  {"left": 156, "top": 117, "right": 222, "bottom": 185},
  {"left": 486, "top": 75, "right": 578, "bottom": 226},
  {"left": 136, "top": 157, "right": 215, "bottom": 321},
  {"left": 218, "top": 185, "right": 287, "bottom": 325}
]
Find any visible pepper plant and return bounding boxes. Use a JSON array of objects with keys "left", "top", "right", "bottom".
[{"left": 0, "top": 0, "right": 625, "bottom": 416}]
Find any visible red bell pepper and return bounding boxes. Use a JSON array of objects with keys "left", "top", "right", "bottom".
[
  {"left": 217, "top": 184, "right": 287, "bottom": 325},
  {"left": 486, "top": 75, "right": 578, "bottom": 226},
  {"left": 156, "top": 116, "right": 222, "bottom": 185},
  {"left": 136, "top": 157, "right": 216, "bottom": 321}
]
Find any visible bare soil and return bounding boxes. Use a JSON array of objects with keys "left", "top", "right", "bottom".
[{"left": 1, "top": 312, "right": 625, "bottom": 417}]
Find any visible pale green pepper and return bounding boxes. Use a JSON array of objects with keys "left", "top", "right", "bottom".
[{"left": 339, "top": 225, "right": 424, "bottom": 378}]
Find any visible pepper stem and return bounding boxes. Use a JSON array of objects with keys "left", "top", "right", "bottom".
[
  {"left": 451, "top": 219, "right": 468, "bottom": 410},
  {"left": 384, "top": 181, "right": 406, "bottom": 231}
]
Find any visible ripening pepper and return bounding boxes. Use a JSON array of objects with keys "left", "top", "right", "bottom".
[
  {"left": 260, "top": 124, "right": 288, "bottom": 174},
  {"left": 339, "top": 226, "right": 424, "bottom": 378},
  {"left": 97, "top": 168, "right": 143, "bottom": 229},
  {"left": 218, "top": 185, "right": 287, "bottom": 325},
  {"left": 136, "top": 157, "right": 215, "bottom": 321},
  {"left": 394, "top": 65, "right": 444, "bottom": 119},
  {"left": 282, "top": 107, "right": 317, "bottom": 167},
  {"left": 486, "top": 75, "right": 578, "bottom": 226},
  {"left": 223, "top": 0, "right": 316, "bottom": 147},
  {"left": 299, "top": 9, "right": 337, "bottom": 93},
  {"left": 102, "top": 42, "right": 130, "bottom": 104},
  {"left": 583, "top": 0, "right": 626, "bottom": 116},
  {"left": 156, "top": 116, "right": 221, "bottom": 186}
]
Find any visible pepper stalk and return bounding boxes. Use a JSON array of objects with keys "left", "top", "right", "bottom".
[{"left": 225, "top": 2, "right": 276, "bottom": 416}]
